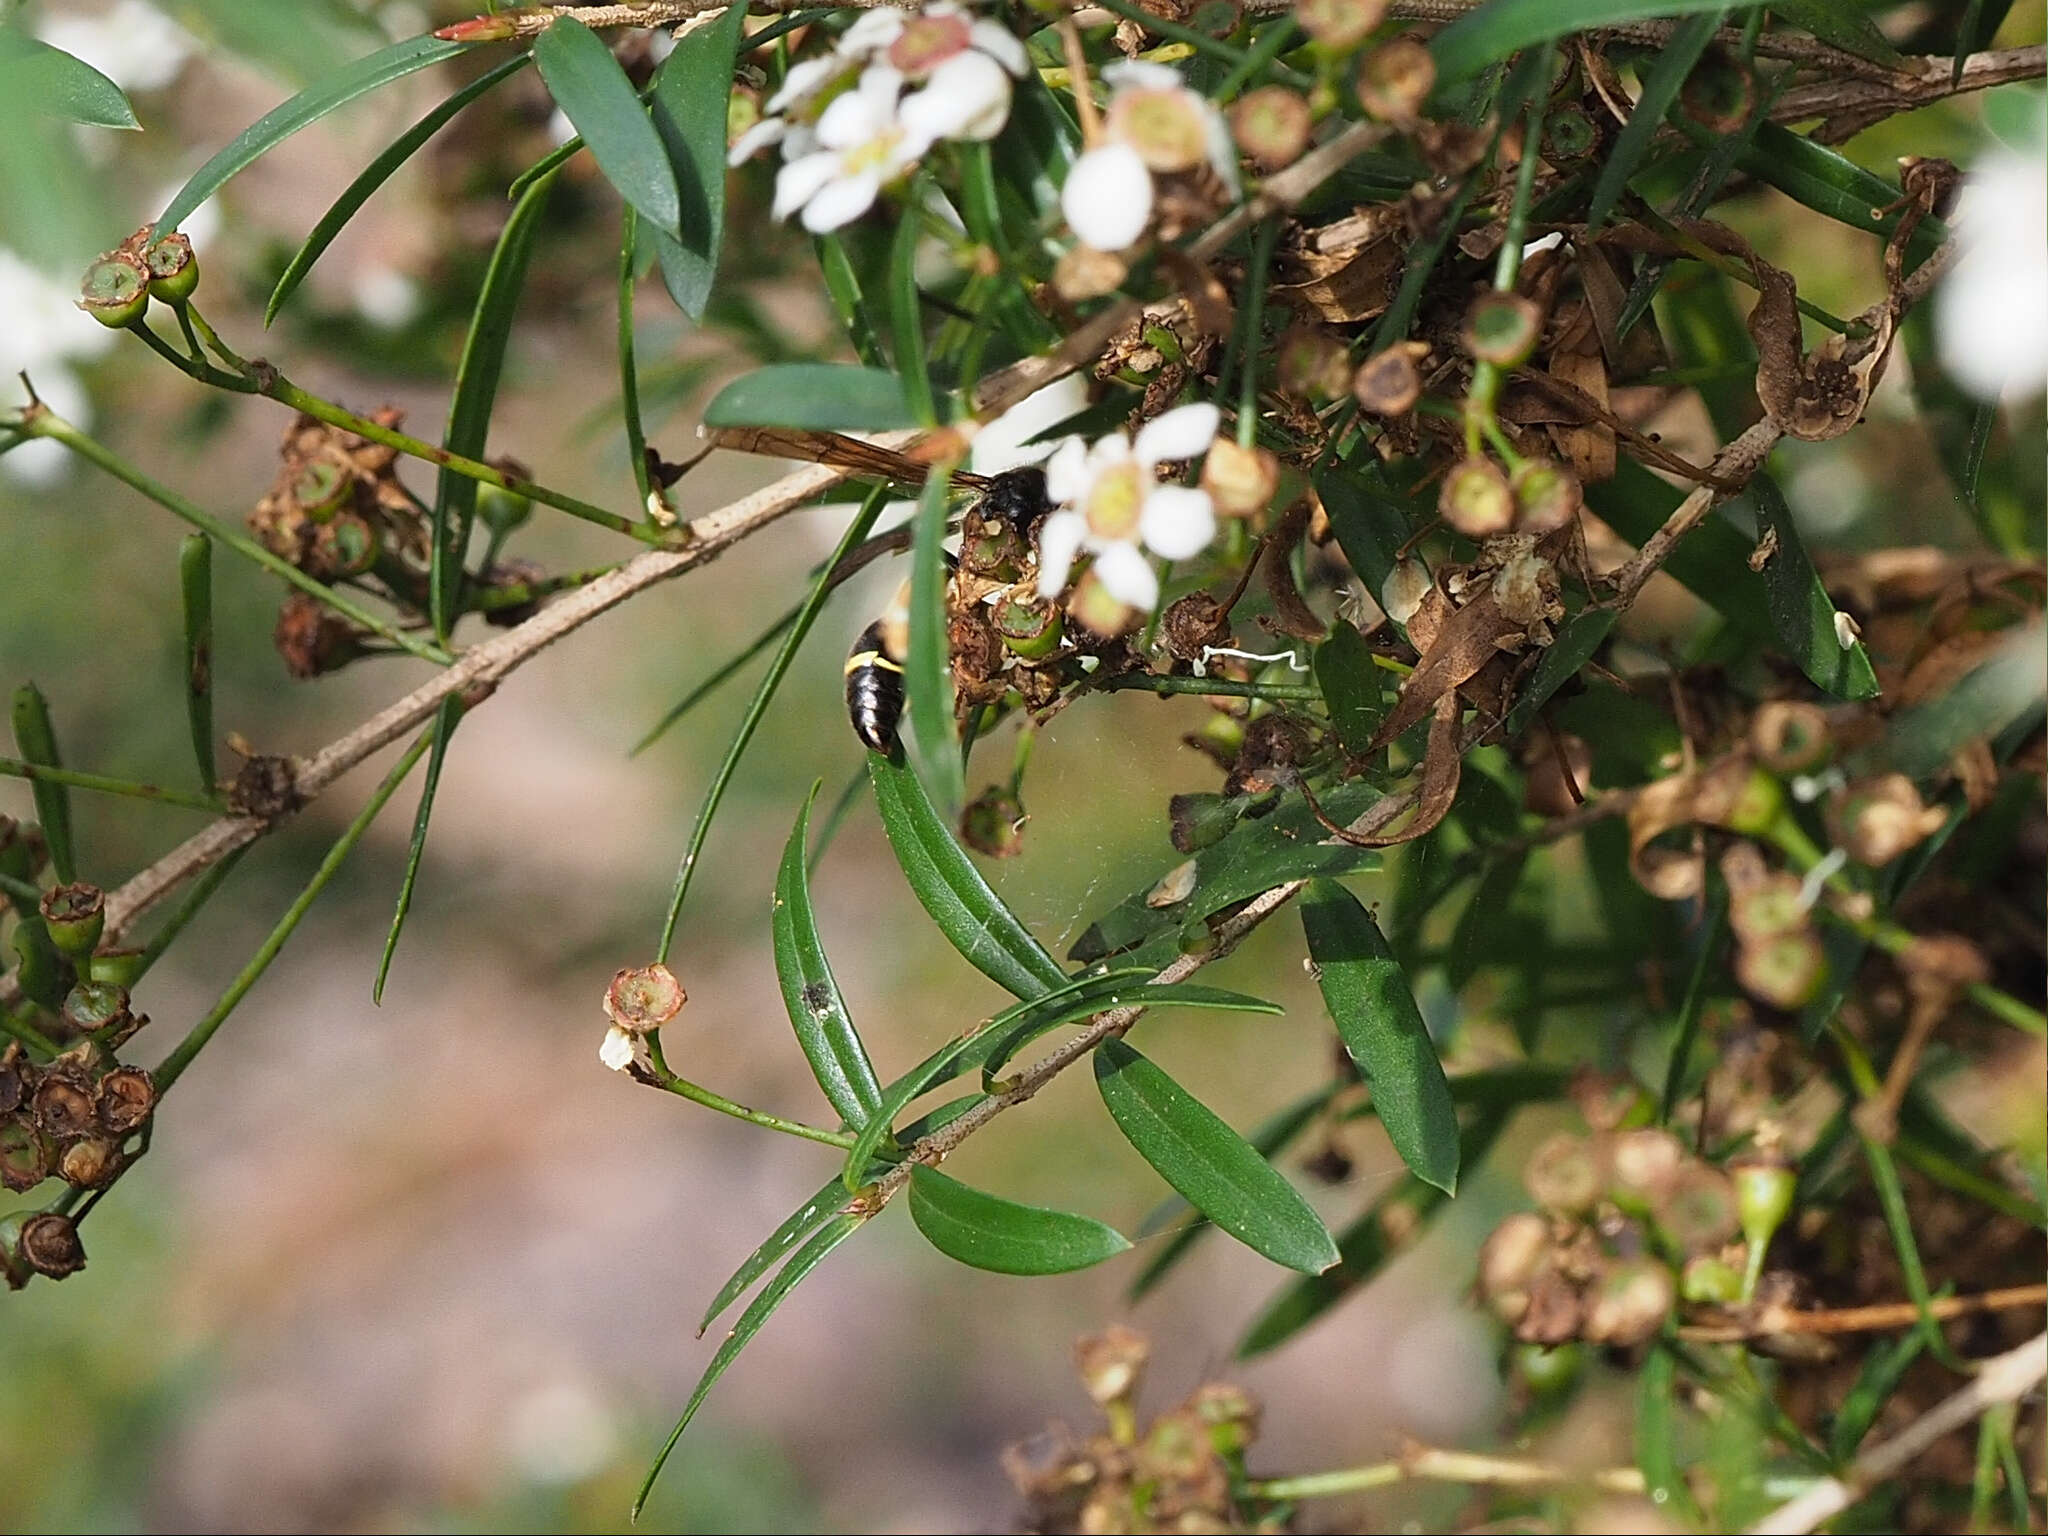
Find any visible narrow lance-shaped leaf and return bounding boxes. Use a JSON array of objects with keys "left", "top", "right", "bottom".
[
  {"left": 975, "top": 982, "right": 1281, "bottom": 1088},
  {"left": 1430, "top": 0, "right": 1736, "bottom": 85},
  {"left": 157, "top": 33, "right": 466, "bottom": 232},
  {"left": 634, "top": 1213, "right": 866, "bottom": 1521},
  {"left": 1636, "top": 1346, "right": 1692, "bottom": 1519},
  {"left": 1299, "top": 880, "right": 1459, "bottom": 1193},
  {"left": 1586, "top": 10, "right": 1724, "bottom": 231},
  {"left": 774, "top": 783, "right": 885, "bottom": 1127},
  {"left": 178, "top": 533, "right": 215, "bottom": 792},
  {"left": 429, "top": 167, "right": 558, "bottom": 642},
  {"left": 698, "top": 1177, "right": 848, "bottom": 1336},
  {"left": 906, "top": 460, "right": 964, "bottom": 817},
  {"left": 647, "top": 0, "right": 748, "bottom": 319},
  {"left": 909, "top": 1166, "right": 1132, "bottom": 1275},
  {"left": 374, "top": 693, "right": 466, "bottom": 1004},
  {"left": 1749, "top": 473, "right": 1879, "bottom": 701},
  {"left": 533, "top": 16, "right": 681, "bottom": 237},
  {"left": 869, "top": 752, "right": 1068, "bottom": 998},
  {"left": 702, "top": 364, "right": 921, "bottom": 432},
  {"left": 10, "top": 683, "right": 74, "bottom": 884},
  {"left": 1314, "top": 621, "right": 1383, "bottom": 758},
  {"left": 888, "top": 193, "right": 938, "bottom": 426},
  {"left": 0, "top": 31, "right": 138, "bottom": 130},
  {"left": 1094, "top": 1039, "right": 1340, "bottom": 1277},
  {"left": 267, "top": 54, "right": 531, "bottom": 325}
]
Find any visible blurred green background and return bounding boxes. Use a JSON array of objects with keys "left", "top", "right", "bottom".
[{"left": 0, "top": 2, "right": 2041, "bottom": 1531}]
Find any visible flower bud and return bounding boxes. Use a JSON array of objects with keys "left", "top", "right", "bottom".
[
  {"left": 1230, "top": 87, "right": 1312, "bottom": 170},
  {"left": 1509, "top": 458, "right": 1582, "bottom": 535},
  {"left": 1680, "top": 1253, "right": 1744, "bottom": 1304},
  {"left": 0, "top": 1117, "right": 51, "bottom": 1193},
  {"left": 1074, "top": 1325, "right": 1149, "bottom": 1407},
  {"left": 1352, "top": 340, "right": 1428, "bottom": 415},
  {"left": 143, "top": 232, "right": 199, "bottom": 304},
  {"left": 96, "top": 1065, "right": 157, "bottom": 1136},
  {"left": 477, "top": 482, "right": 533, "bottom": 538},
  {"left": 1735, "top": 930, "right": 1827, "bottom": 1010},
  {"left": 18, "top": 1211, "right": 84, "bottom": 1279},
  {"left": 1295, "top": 0, "right": 1386, "bottom": 49},
  {"left": 1439, "top": 456, "right": 1515, "bottom": 539},
  {"left": 1355, "top": 37, "right": 1435, "bottom": 123},
  {"left": 1462, "top": 290, "right": 1544, "bottom": 367},
  {"left": 1524, "top": 1132, "right": 1603, "bottom": 1216},
  {"left": 605, "top": 963, "right": 687, "bottom": 1035},
  {"left": 1749, "top": 700, "right": 1830, "bottom": 775},
  {"left": 1582, "top": 1257, "right": 1676, "bottom": 1348},
  {"left": 996, "top": 595, "right": 1064, "bottom": 661},
  {"left": 1379, "top": 559, "right": 1432, "bottom": 624},
  {"left": 78, "top": 250, "right": 150, "bottom": 328},
  {"left": 1733, "top": 1153, "right": 1795, "bottom": 1300},
  {"left": 39, "top": 882, "right": 104, "bottom": 961},
  {"left": 58, "top": 1135, "right": 123, "bottom": 1189},
  {"left": 961, "top": 784, "right": 1027, "bottom": 859},
  {"left": 1199, "top": 438, "right": 1280, "bottom": 519},
  {"left": 1829, "top": 774, "right": 1947, "bottom": 866}
]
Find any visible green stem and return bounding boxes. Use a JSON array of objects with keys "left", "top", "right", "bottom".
[
  {"left": 1465, "top": 45, "right": 1551, "bottom": 457},
  {"left": 23, "top": 411, "right": 455, "bottom": 667},
  {"left": 1089, "top": 672, "right": 1321, "bottom": 702},
  {"left": 0, "top": 755, "right": 223, "bottom": 813},
  {"left": 1237, "top": 218, "right": 1280, "bottom": 450},
  {"left": 618, "top": 205, "right": 654, "bottom": 509},
  {"left": 642, "top": 1033, "right": 856, "bottom": 1150},
  {"left": 0, "top": 1010, "right": 62, "bottom": 1057},
  {"left": 153, "top": 736, "right": 431, "bottom": 1093}
]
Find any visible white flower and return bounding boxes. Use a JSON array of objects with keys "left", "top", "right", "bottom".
[
  {"left": 1036, "top": 403, "right": 1222, "bottom": 610},
  {"left": 598, "top": 1024, "right": 637, "bottom": 1072},
  {"left": 971, "top": 374, "right": 1091, "bottom": 475},
  {"left": 772, "top": 67, "right": 935, "bottom": 234},
  {"left": 1935, "top": 138, "right": 2048, "bottom": 402},
  {"left": 1061, "top": 62, "right": 1239, "bottom": 253},
  {"left": 36, "top": 0, "right": 194, "bottom": 94}
]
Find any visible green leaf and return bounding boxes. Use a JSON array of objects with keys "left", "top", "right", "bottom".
[
  {"left": 1501, "top": 607, "right": 1616, "bottom": 738},
  {"left": 266, "top": 55, "right": 530, "bottom": 325},
  {"left": 374, "top": 694, "right": 465, "bottom": 1005},
  {"left": 1445, "top": 850, "right": 1528, "bottom": 992},
  {"left": 1316, "top": 462, "right": 1415, "bottom": 608},
  {"left": 1068, "top": 780, "right": 1382, "bottom": 966},
  {"left": 157, "top": 33, "right": 466, "bottom": 233},
  {"left": 1770, "top": 0, "right": 1904, "bottom": 66},
  {"left": 178, "top": 533, "right": 215, "bottom": 792},
  {"left": 10, "top": 683, "right": 73, "bottom": 884},
  {"left": 1881, "top": 632, "right": 2046, "bottom": 783},
  {"left": 1636, "top": 1345, "right": 1693, "bottom": 1519},
  {"left": 1828, "top": 1327, "right": 1925, "bottom": 1464},
  {"left": 1314, "top": 622, "right": 1383, "bottom": 758},
  {"left": 1749, "top": 474, "right": 1879, "bottom": 701},
  {"left": 1094, "top": 1039, "right": 1339, "bottom": 1276},
  {"left": 887, "top": 192, "right": 938, "bottom": 426},
  {"left": 634, "top": 1212, "right": 865, "bottom": 1521},
  {"left": 974, "top": 982, "right": 1280, "bottom": 1089},
  {"left": 1299, "top": 881, "right": 1459, "bottom": 1193},
  {"left": 0, "top": 31, "right": 137, "bottom": 129},
  {"left": 1129, "top": 1086, "right": 1334, "bottom": 1299},
  {"left": 1586, "top": 10, "right": 1723, "bottom": 230},
  {"left": 534, "top": 16, "right": 680, "bottom": 237},
  {"left": 909, "top": 1166, "right": 1131, "bottom": 1275},
  {"left": 774, "top": 784, "right": 885, "bottom": 1127},
  {"left": 1430, "top": 0, "right": 1732, "bottom": 86},
  {"left": 905, "top": 462, "right": 964, "bottom": 817},
  {"left": 697, "top": 1177, "right": 847, "bottom": 1335},
  {"left": 429, "top": 167, "right": 557, "bottom": 641},
  {"left": 157, "top": 0, "right": 387, "bottom": 86},
  {"left": 702, "top": 363, "right": 920, "bottom": 432},
  {"left": 868, "top": 752, "right": 1068, "bottom": 998},
  {"left": 1731, "top": 124, "right": 1939, "bottom": 249},
  {"left": 646, "top": 0, "right": 747, "bottom": 319},
  {"left": 1859, "top": 1132, "right": 1966, "bottom": 1368}
]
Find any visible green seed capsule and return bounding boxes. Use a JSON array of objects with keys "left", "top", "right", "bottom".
[
  {"left": 38, "top": 883, "right": 104, "bottom": 961},
  {"left": 143, "top": 232, "right": 199, "bottom": 304},
  {"left": 78, "top": 251, "right": 149, "bottom": 328}
]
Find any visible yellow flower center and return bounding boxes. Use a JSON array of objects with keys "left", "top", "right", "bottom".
[{"left": 1084, "top": 461, "right": 1144, "bottom": 540}]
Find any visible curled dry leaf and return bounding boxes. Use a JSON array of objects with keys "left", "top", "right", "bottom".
[
  {"left": 1629, "top": 773, "right": 1708, "bottom": 900},
  {"left": 1261, "top": 500, "right": 1328, "bottom": 641},
  {"left": 1544, "top": 348, "right": 1616, "bottom": 481},
  {"left": 1368, "top": 582, "right": 1530, "bottom": 754}
]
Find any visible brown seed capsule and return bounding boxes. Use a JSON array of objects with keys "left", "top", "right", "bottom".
[
  {"left": 1230, "top": 86, "right": 1312, "bottom": 170},
  {"left": 1509, "top": 457, "right": 1582, "bottom": 535},
  {"left": 1749, "top": 699, "right": 1831, "bottom": 775},
  {"left": 1276, "top": 325, "right": 1353, "bottom": 399},
  {"left": 960, "top": 784, "right": 1027, "bottom": 859},
  {"left": 1075, "top": 1325, "right": 1150, "bottom": 1407},
  {"left": 1461, "top": 290, "right": 1544, "bottom": 366},
  {"left": 1735, "top": 930, "right": 1827, "bottom": 1010},
  {"left": 19, "top": 1211, "right": 84, "bottom": 1279},
  {"left": 0, "top": 1116, "right": 51, "bottom": 1193},
  {"left": 273, "top": 593, "right": 365, "bottom": 679},
  {"left": 1729, "top": 874, "right": 1810, "bottom": 944},
  {"left": 31, "top": 1073, "right": 96, "bottom": 1142},
  {"left": 58, "top": 1135, "right": 123, "bottom": 1190},
  {"left": 143, "top": 231, "right": 199, "bottom": 304},
  {"left": 1477, "top": 1211, "right": 1552, "bottom": 1322},
  {"left": 604, "top": 963, "right": 687, "bottom": 1033},
  {"left": 1582, "top": 1257, "right": 1675, "bottom": 1348},
  {"left": 1438, "top": 456, "right": 1515, "bottom": 539},
  {"left": 0, "top": 1043, "right": 32, "bottom": 1115},
  {"left": 1524, "top": 1132, "right": 1604, "bottom": 1216},
  {"left": 1067, "top": 568, "right": 1136, "bottom": 638},
  {"left": 1830, "top": 773, "right": 1948, "bottom": 866},
  {"left": 1607, "top": 1128, "right": 1684, "bottom": 1214},
  {"left": 1355, "top": 37, "right": 1435, "bottom": 123},
  {"left": 1516, "top": 1267, "right": 1586, "bottom": 1346},
  {"left": 995, "top": 594, "right": 1064, "bottom": 660},
  {"left": 1295, "top": 0, "right": 1386, "bottom": 49},
  {"left": 1351, "top": 340, "right": 1428, "bottom": 415},
  {"left": 1681, "top": 48, "right": 1757, "bottom": 134},
  {"left": 1200, "top": 438, "right": 1280, "bottom": 519},
  {"left": 310, "top": 512, "right": 378, "bottom": 578},
  {"left": 96, "top": 1066, "right": 157, "bottom": 1136},
  {"left": 1656, "top": 1164, "right": 1741, "bottom": 1255},
  {"left": 1054, "top": 242, "right": 1128, "bottom": 300},
  {"left": 1161, "top": 592, "right": 1232, "bottom": 661}
]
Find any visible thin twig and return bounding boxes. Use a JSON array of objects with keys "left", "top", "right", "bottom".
[
  {"left": 1746, "top": 1332, "right": 2048, "bottom": 1536},
  {"left": 1251, "top": 1443, "right": 1648, "bottom": 1502},
  {"left": 1681, "top": 1284, "right": 2048, "bottom": 1344}
]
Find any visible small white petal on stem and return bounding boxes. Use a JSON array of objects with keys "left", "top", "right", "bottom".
[
  {"left": 801, "top": 169, "right": 885, "bottom": 233},
  {"left": 1061, "top": 142, "right": 1153, "bottom": 253},
  {"left": 1036, "top": 510, "right": 1089, "bottom": 597},
  {"left": 1139, "top": 484, "right": 1218, "bottom": 559},
  {"left": 773, "top": 151, "right": 842, "bottom": 221},
  {"left": 972, "top": 375, "right": 1090, "bottom": 475},
  {"left": 903, "top": 51, "right": 1012, "bottom": 142},
  {"left": 1044, "top": 436, "right": 1093, "bottom": 506},
  {"left": 599, "top": 1025, "right": 636, "bottom": 1072},
  {"left": 728, "top": 117, "right": 787, "bottom": 167},
  {"left": 1102, "top": 59, "right": 1186, "bottom": 91},
  {"left": 1133, "top": 402, "right": 1221, "bottom": 467},
  {"left": 969, "top": 20, "right": 1031, "bottom": 75},
  {"left": 1092, "top": 540, "right": 1160, "bottom": 610}
]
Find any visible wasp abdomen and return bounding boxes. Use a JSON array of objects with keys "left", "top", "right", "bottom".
[{"left": 844, "top": 619, "right": 906, "bottom": 753}]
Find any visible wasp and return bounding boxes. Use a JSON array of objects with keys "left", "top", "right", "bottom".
[{"left": 707, "top": 428, "right": 1053, "bottom": 753}]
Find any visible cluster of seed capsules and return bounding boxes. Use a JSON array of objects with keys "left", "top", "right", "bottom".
[{"left": 0, "top": 816, "right": 158, "bottom": 1286}]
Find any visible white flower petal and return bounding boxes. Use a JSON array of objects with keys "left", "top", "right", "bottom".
[
  {"left": 1935, "top": 145, "right": 2048, "bottom": 401},
  {"left": 1102, "top": 59, "right": 1186, "bottom": 92},
  {"left": 800, "top": 168, "right": 884, "bottom": 232},
  {"left": 1043, "top": 436, "right": 1092, "bottom": 506},
  {"left": 1133, "top": 402, "right": 1221, "bottom": 467},
  {"left": 599, "top": 1024, "right": 636, "bottom": 1072},
  {"left": 766, "top": 53, "right": 846, "bottom": 114},
  {"left": 969, "top": 20, "right": 1031, "bottom": 75},
  {"left": 972, "top": 375, "right": 1091, "bottom": 475},
  {"left": 839, "top": 9, "right": 905, "bottom": 56},
  {"left": 1035, "top": 509, "right": 1089, "bottom": 597},
  {"left": 772, "top": 151, "right": 842, "bottom": 222},
  {"left": 1139, "top": 485, "right": 1217, "bottom": 560},
  {"left": 727, "top": 117, "right": 788, "bottom": 167},
  {"left": 1203, "top": 102, "right": 1242, "bottom": 196},
  {"left": 1060, "top": 142, "right": 1153, "bottom": 253},
  {"left": 1092, "top": 539, "right": 1160, "bottom": 610},
  {"left": 815, "top": 64, "right": 902, "bottom": 148},
  {"left": 903, "top": 51, "right": 1012, "bottom": 141}
]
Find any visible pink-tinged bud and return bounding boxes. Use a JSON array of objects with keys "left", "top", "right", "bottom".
[
  {"left": 434, "top": 15, "right": 524, "bottom": 42},
  {"left": 604, "top": 963, "right": 687, "bottom": 1033}
]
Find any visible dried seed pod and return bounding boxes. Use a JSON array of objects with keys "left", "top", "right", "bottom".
[
  {"left": 1607, "top": 1128, "right": 1684, "bottom": 1214},
  {"left": 58, "top": 1135, "right": 122, "bottom": 1190},
  {"left": 1730, "top": 874, "right": 1810, "bottom": 943},
  {"left": 96, "top": 1066, "right": 157, "bottom": 1136},
  {"left": 1075, "top": 1325, "right": 1150, "bottom": 1407},
  {"left": 1524, "top": 1132, "right": 1604, "bottom": 1216},
  {"left": 0, "top": 1044, "right": 31, "bottom": 1115},
  {"left": 1749, "top": 699, "right": 1830, "bottom": 774},
  {"left": 995, "top": 595, "right": 1064, "bottom": 661},
  {"left": 143, "top": 232, "right": 199, "bottom": 304},
  {"left": 288, "top": 458, "right": 352, "bottom": 521},
  {"left": 1462, "top": 290, "right": 1544, "bottom": 366},
  {"left": 0, "top": 1117, "right": 51, "bottom": 1193},
  {"left": 18, "top": 1211, "right": 84, "bottom": 1279},
  {"left": 960, "top": 784, "right": 1027, "bottom": 859},
  {"left": 309, "top": 512, "right": 378, "bottom": 578},
  {"left": 1509, "top": 457, "right": 1582, "bottom": 535},
  {"left": 60, "top": 980, "right": 131, "bottom": 1036},
  {"left": 1656, "top": 1164, "right": 1741, "bottom": 1255},
  {"left": 1583, "top": 1258, "right": 1675, "bottom": 1348},
  {"left": 1735, "top": 930, "right": 1827, "bottom": 1010},
  {"left": 273, "top": 594, "right": 365, "bottom": 679},
  {"left": 1199, "top": 438, "right": 1280, "bottom": 519},
  {"left": 1541, "top": 107, "right": 1599, "bottom": 163},
  {"left": 1295, "top": 0, "right": 1387, "bottom": 49},
  {"left": 604, "top": 963, "right": 687, "bottom": 1034},
  {"left": 1352, "top": 340, "right": 1429, "bottom": 414},
  {"left": 1276, "top": 326, "right": 1353, "bottom": 399},
  {"left": 1681, "top": 47, "right": 1757, "bottom": 134},
  {"left": 40, "top": 883, "right": 106, "bottom": 961},
  {"left": 1438, "top": 456, "right": 1515, "bottom": 539},
  {"left": 1355, "top": 37, "right": 1434, "bottom": 123},
  {"left": 1477, "top": 1211, "right": 1552, "bottom": 1323},
  {"left": 30, "top": 1072, "right": 96, "bottom": 1142},
  {"left": 1230, "top": 86, "right": 1312, "bottom": 170},
  {"left": 1829, "top": 773, "right": 1948, "bottom": 865},
  {"left": 1161, "top": 593, "right": 1232, "bottom": 661}
]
